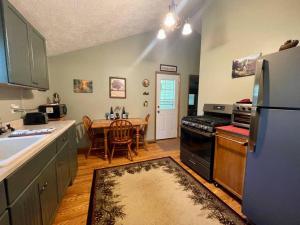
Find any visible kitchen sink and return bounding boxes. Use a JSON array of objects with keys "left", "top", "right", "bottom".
[{"left": 0, "top": 135, "right": 45, "bottom": 167}]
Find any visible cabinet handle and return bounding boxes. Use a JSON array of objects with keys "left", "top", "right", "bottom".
[
  {"left": 188, "top": 159, "right": 197, "bottom": 165},
  {"left": 40, "top": 186, "right": 46, "bottom": 193},
  {"left": 216, "top": 135, "right": 248, "bottom": 146}
]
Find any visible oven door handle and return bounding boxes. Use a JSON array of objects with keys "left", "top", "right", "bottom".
[
  {"left": 181, "top": 125, "right": 213, "bottom": 138},
  {"left": 216, "top": 135, "right": 248, "bottom": 146},
  {"left": 232, "top": 111, "right": 251, "bottom": 116}
]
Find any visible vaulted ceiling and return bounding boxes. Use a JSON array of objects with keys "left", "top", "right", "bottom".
[{"left": 9, "top": 0, "right": 206, "bottom": 56}]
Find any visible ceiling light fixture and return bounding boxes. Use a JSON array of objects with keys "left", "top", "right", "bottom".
[
  {"left": 157, "top": 0, "right": 192, "bottom": 39},
  {"left": 164, "top": 12, "right": 176, "bottom": 28},
  {"left": 157, "top": 28, "right": 167, "bottom": 40},
  {"left": 182, "top": 20, "right": 192, "bottom": 35}
]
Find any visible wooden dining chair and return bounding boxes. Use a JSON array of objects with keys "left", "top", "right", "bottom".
[
  {"left": 82, "top": 115, "right": 104, "bottom": 158},
  {"left": 109, "top": 120, "right": 134, "bottom": 162},
  {"left": 135, "top": 114, "right": 150, "bottom": 150}
]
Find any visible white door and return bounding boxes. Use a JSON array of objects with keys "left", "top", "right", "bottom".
[{"left": 156, "top": 73, "right": 180, "bottom": 140}]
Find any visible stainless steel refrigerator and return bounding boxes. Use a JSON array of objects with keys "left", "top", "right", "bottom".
[{"left": 243, "top": 47, "right": 300, "bottom": 225}]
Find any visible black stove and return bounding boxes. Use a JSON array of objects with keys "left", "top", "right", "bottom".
[{"left": 180, "top": 104, "right": 232, "bottom": 182}]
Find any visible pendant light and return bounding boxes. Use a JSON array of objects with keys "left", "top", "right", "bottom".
[
  {"left": 182, "top": 20, "right": 192, "bottom": 35},
  {"left": 157, "top": 28, "right": 166, "bottom": 40},
  {"left": 164, "top": 12, "right": 176, "bottom": 28},
  {"left": 164, "top": 0, "right": 177, "bottom": 29}
]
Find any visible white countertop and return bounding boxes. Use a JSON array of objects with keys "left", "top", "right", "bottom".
[{"left": 0, "top": 120, "right": 76, "bottom": 182}]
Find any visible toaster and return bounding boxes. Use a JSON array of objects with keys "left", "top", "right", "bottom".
[{"left": 23, "top": 112, "right": 49, "bottom": 125}]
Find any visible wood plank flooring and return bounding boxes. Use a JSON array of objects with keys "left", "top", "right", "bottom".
[{"left": 52, "top": 140, "right": 244, "bottom": 225}]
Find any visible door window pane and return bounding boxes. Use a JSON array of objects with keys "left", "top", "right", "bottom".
[{"left": 160, "top": 80, "right": 175, "bottom": 110}]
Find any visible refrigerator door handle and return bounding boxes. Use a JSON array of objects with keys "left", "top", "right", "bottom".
[
  {"left": 249, "top": 107, "right": 260, "bottom": 152},
  {"left": 252, "top": 59, "right": 265, "bottom": 107}
]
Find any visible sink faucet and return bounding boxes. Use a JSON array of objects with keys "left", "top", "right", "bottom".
[
  {"left": 0, "top": 124, "right": 6, "bottom": 135},
  {"left": 0, "top": 119, "right": 15, "bottom": 135}
]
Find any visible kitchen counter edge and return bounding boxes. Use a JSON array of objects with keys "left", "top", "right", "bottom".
[{"left": 0, "top": 120, "right": 76, "bottom": 182}]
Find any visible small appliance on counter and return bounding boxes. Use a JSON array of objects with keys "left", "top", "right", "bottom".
[
  {"left": 23, "top": 112, "right": 48, "bottom": 125},
  {"left": 38, "top": 104, "right": 67, "bottom": 119},
  {"left": 232, "top": 103, "right": 252, "bottom": 129}
]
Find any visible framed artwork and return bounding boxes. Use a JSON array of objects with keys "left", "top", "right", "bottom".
[
  {"left": 109, "top": 77, "right": 126, "bottom": 98},
  {"left": 160, "top": 64, "right": 177, "bottom": 73},
  {"left": 232, "top": 53, "right": 262, "bottom": 78},
  {"left": 73, "top": 79, "right": 93, "bottom": 93}
]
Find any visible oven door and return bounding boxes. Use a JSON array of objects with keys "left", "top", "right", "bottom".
[
  {"left": 232, "top": 111, "right": 251, "bottom": 128},
  {"left": 180, "top": 125, "right": 215, "bottom": 180}
]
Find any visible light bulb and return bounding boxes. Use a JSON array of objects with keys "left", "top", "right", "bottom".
[
  {"left": 157, "top": 29, "right": 166, "bottom": 39},
  {"left": 182, "top": 22, "right": 192, "bottom": 35},
  {"left": 164, "top": 12, "right": 176, "bottom": 28}
]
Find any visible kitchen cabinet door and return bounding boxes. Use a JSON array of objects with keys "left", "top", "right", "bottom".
[
  {"left": 69, "top": 126, "right": 78, "bottom": 183},
  {"left": 4, "top": 3, "right": 32, "bottom": 86},
  {"left": 56, "top": 142, "right": 71, "bottom": 202},
  {"left": 38, "top": 160, "right": 58, "bottom": 225},
  {"left": 0, "top": 181, "right": 7, "bottom": 215},
  {"left": 9, "top": 180, "right": 42, "bottom": 225},
  {"left": 29, "top": 26, "right": 49, "bottom": 90},
  {"left": 0, "top": 211, "right": 10, "bottom": 225},
  {"left": 213, "top": 130, "right": 248, "bottom": 199}
]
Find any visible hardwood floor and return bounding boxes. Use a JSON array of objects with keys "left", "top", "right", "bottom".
[{"left": 52, "top": 140, "right": 244, "bottom": 225}]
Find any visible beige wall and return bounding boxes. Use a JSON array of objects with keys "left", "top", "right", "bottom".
[
  {"left": 49, "top": 31, "right": 201, "bottom": 140},
  {"left": 198, "top": 0, "right": 300, "bottom": 113},
  {"left": 0, "top": 86, "right": 49, "bottom": 123}
]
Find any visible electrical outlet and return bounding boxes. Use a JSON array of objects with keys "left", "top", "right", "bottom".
[{"left": 10, "top": 104, "right": 20, "bottom": 114}]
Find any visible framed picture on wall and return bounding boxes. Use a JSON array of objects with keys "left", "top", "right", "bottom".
[
  {"left": 73, "top": 79, "right": 93, "bottom": 93},
  {"left": 109, "top": 77, "right": 126, "bottom": 98},
  {"left": 232, "top": 53, "right": 262, "bottom": 78},
  {"left": 160, "top": 64, "right": 178, "bottom": 73}
]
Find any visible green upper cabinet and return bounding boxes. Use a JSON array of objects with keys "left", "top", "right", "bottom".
[
  {"left": 0, "top": 0, "right": 49, "bottom": 90},
  {"left": 5, "top": 4, "right": 32, "bottom": 86},
  {"left": 29, "top": 27, "right": 49, "bottom": 89}
]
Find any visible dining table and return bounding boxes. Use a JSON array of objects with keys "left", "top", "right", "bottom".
[{"left": 91, "top": 118, "right": 148, "bottom": 160}]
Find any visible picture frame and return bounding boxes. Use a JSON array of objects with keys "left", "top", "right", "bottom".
[
  {"left": 73, "top": 79, "right": 93, "bottom": 93},
  {"left": 160, "top": 64, "right": 177, "bottom": 73},
  {"left": 109, "top": 77, "right": 126, "bottom": 98},
  {"left": 232, "top": 53, "right": 262, "bottom": 78}
]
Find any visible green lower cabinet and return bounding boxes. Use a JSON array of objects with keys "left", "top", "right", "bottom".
[
  {"left": 38, "top": 160, "right": 58, "bottom": 225},
  {"left": 56, "top": 142, "right": 71, "bottom": 202},
  {"left": 9, "top": 180, "right": 42, "bottom": 225},
  {"left": 0, "top": 211, "right": 10, "bottom": 225},
  {"left": 69, "top": 125, "right": 78, "bottom": 183},
  {"left": 6, "top": 125, "right": 78, "bottom": 225}
]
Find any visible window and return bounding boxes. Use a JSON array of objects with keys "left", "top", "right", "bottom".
[
  {"left": 188, "top": 94, "right": 195, "bottom": 105},
  {"left": 160, "top": 80, "right": 176, "bottom": 110}
]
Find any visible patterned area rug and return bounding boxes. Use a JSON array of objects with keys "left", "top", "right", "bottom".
[{"left": 87, "top": 157, "right": 246, "bottom": 225}]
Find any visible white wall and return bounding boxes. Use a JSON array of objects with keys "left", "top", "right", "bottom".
[
  {"left": 49, "top": 31, "right": 201, "bottom": 141},
  {"left": 198, "top": 0, "right": 300, "bottom": 113}
]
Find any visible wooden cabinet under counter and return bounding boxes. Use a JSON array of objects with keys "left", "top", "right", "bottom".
[{"left": 213, "top": 126, "right": 249, "bottom": 199}]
